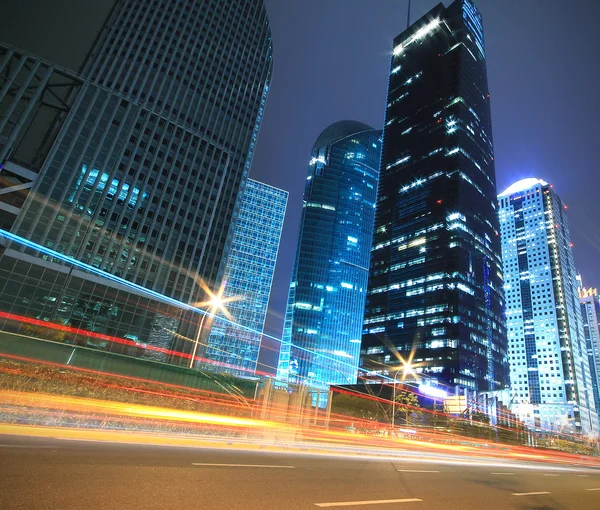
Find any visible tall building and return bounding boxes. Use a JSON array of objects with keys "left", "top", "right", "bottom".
[
  {"left": 361, "top": 0, "right": 507, "bottom": 392},
  {"left": 0, "top": 0, "right": 273, "bottom": 362},
  {"left": 277, "top": 121, "right": 381, "bottom": 387},
  {"left": 498, "top": 178, "right": 597, "bottom": 436},
  {"left": 204, "top": 179, "right": 287, "bottom": 376},
  {"left": 578, "top": 281, "right": 600, "bottom": 427}
]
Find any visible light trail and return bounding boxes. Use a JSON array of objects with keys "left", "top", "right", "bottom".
[
  {"left": 0, "top": 346, "right": 591, "bottom": 446},
  {"left": 329, "top": 385, "right": 589, "bottom": 443},
  {"left": 3, "top": 388, "right": 600, "bottom": 470},
  {"left": 0, "top": 229, "right": 593, "bottom": 445},
  {"left": 0, "top": 353, "right": 253, "bottom": 406},
  {"left": 1, "top": 227, "right": 385, "bottom": 383},
  {"left": 0, "top": 390, "right": 280, "bottom": 429}
]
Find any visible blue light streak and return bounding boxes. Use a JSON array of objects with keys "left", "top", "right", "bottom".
[
  {"left": 0, "top": 228, "right": 208, "bottom": 316},
  {"left": 419, "top": 384, "right": 448, "bottom": 399},
  {"left": 0, "top": 228, "right": 387, "bottom": 382}
]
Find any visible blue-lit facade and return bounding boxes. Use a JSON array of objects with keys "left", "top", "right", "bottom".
[
  {"left": 499, "top": 178, "right": 598, "bottom": 436},
  {"left": 361, "top": 0, "right": 507, "bottom": 392},
  {"left": 0, "top": 0, "right": 273, "bottom": 362},
  {"left": 277, "top": 121, "right": 381, "bottom": 387},
  {"left": 578, "top": 282, "right": 600, "bottom": 429},
  {"left": 205, "top": 179, "right": 287, "bottom": 376}
]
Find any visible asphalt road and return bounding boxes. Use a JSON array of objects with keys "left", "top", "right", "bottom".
[{"left": 1, "top": 435, "right": 600, "bottom": 510}]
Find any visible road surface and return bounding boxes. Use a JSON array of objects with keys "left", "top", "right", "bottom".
[{"left": 1, "top": 434, "right": 599, "bottom": 509}]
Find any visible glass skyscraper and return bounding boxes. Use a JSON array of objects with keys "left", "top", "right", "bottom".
[
  {"left": 277, "top": 121, "right": 381, "bottom": 387},
  {"left": 204, "top": 178, "right": 287, "bottom": 376},
  {"left": 498, "top": 178, "right": 598, "bottom": 436},
  {"left": 578, "top": 281, "right": 600, "bottom": 429},
  {"left": 361, "top": 0, "right": 507, "bottom": 392},
  {"left": 0, "top": 0, "right": 273, "bottom": 362}
]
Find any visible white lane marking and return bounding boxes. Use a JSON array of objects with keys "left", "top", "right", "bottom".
[
  {"left": 0, "top": 445, "right": 56, "bottom": 449},
  {"left": 512, "top": 492, "right": 551, "bottom": 496},
  {"left": 397, "top": 469, "right": 440, "bottom": 473},
  {"left": 585, "top": 488, "right": 600, "bottom": 491},
  {"left": 192, "top": 463, "right": 295, "bottom": 469},
  {"left": 315, "top": 499, "right": 422, "bottom": 507},
  {"left": 543, "top": 474, "right": 560, "bottom": 477},
  {"left": 54, "top": 438, "right": 102, "bottom": 442},
  {"left": 385, "top": 456, "right": 590, "bottom": 472},
  {"left": 491, "top": 472, "right": 515, "bottom": 475}
]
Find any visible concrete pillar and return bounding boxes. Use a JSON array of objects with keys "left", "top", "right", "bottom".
[
  {"left": 325, "top": 390, "right": 333, "bottom": 429},
  {"left": 260, "top": 377, "right": 272, "bottom": 421}
]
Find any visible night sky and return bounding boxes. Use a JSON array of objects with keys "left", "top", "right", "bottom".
[{"left": 253, "top": 0, "right": 600, "bottom": 372}]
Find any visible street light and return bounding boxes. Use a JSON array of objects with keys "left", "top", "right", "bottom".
[
  {"left": 391, "top": 361, "right": 414, "bottom": 430},
  {"left": 188, "top": 286, "right": 233, "bottom": 369}
]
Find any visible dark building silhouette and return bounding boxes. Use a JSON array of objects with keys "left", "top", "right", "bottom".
[
  {"left": 0, "top": 0, "right": 273, "bottom": 362},
  {"left": 361, "top": 0, "right": 507, "bottom": 392}
]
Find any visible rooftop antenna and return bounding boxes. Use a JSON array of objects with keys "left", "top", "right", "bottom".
[{"left": 407, "top": 0, "right": 412, "bottom": 28}]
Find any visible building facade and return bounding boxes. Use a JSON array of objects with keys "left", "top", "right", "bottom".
[
  {"left": 361, "top": 0, "right": 507, "bottom": 392},
  {"left": 278, "top": 121, "right": 381, "bottom": 387},
  {"left": 204, "top": 179, "right": 287, "bottom": 376},
  {"left": 0, "top": 0, "right": 273, "bottom": 362},
  {"left": 498, "top": 178, "right": 598, "bottom": 436},
  {"left": 578, "top": 281, "right": 600, "bottom": 428}
]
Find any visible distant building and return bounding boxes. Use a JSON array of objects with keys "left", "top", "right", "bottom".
[
  {"left": 0, "top": 0, "right": 273, "bottom": 362},
  {"left": 498, "top": 178, "right": 598, "bottom": 436},
  {"left": 578, "top": 280, "right": 600, "bottom": 427},
  {"left": 205, "top": 179, "right": 287, "bottom": 376},
  {"left": 278, "top": 121, "right": 381, "bottom": 387},
  {"left": 361, "top": 0, "right": 507, "bottom": 392}
]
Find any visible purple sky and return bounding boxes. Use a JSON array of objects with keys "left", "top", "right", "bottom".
[{"left": 252, "top": 0, "right": 600, "bottom": 372}]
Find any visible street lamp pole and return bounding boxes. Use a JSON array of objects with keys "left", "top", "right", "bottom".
[
  {"left": 188, "top": 305, "right": 213, "bottom": 369},
  {"left": 391, "top": 368, "right": 403, "bottom": 430},
  {"left": 187, "top": 287, "right": 231, "bottom": 370}
]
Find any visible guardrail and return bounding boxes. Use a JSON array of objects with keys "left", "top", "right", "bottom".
[{"left": 0, "top": 331, "right": 257, "bottom": 398}]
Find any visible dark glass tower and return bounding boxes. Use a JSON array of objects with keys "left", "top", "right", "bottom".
[
  {"left": 278, "top": 121, "right": 381, "bottom": 387},
  {"left": 361, "top": 0, "right": 507, "bottom": 392},
  {"left": 0, "top": 0, "right": 272, "bottom": 362}
]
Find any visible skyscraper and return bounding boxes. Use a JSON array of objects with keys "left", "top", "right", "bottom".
[
  {"left": 578, "top": 281, "right": 600, "bottom": 428},
  {"left": 361, "top": 0, "right": 507, "bottom": 392},
  {"left": 498, "top": 178, "right": 597, "bottom": 436},
  {"left": 204, "top": 178, "right": 287, "bottom": 376},
  {"left": 0, "top": 0, "right": 273, "bottom": 361},
  {"left": 278, "top": 121, "right": 381, "bottom": 387}
]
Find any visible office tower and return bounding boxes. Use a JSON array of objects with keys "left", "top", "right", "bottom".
[
  {"left": 578, "top": 280, "right": 600, "bottom": 427},
  {"left": 0, "top": 0, "right": 273, "bottom": 361},
  {"left": 361, "top": 0, "right": 507, "bottom": 392},
  {"left": 498, "top": 178, "right": 598, "bottom": 436},
  {"left": 204, "top": 179, "right": 287, "bottom": 376},
  {"left": 277, "top": 121, "right": 381, "bottom": 387}
]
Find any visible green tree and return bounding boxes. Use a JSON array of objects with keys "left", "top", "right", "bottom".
[
  {"left": 331, "top": 393, "right": 387, "bottom": 422},
  {"left": 470, "top": 411, "right": 490, "bottom": 425},
  {"left": 394, "top": 390, "right": 422, "bottom": 426}
]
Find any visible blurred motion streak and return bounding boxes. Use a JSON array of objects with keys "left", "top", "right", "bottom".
[
  {"left": 0, "top": 311, "right": 272, "bottom": 376},
  {"left": 1, "top": 317, "right": 600, "bottom": 468},
  {"left": 0, "top": 391, "right": 279, "bottom": 429},
  {"left": 2, "top": 385, "right": 600, "bottom": 470}
]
